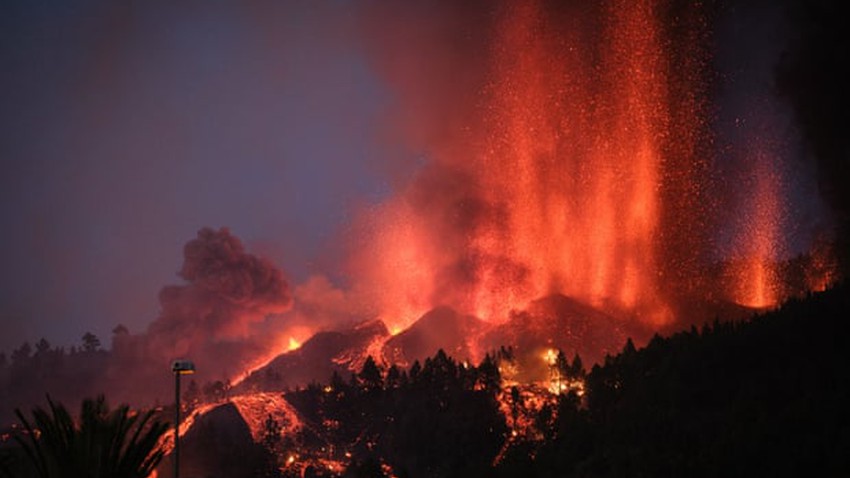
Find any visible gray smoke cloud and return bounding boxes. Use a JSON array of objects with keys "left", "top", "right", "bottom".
[
  {"left": 148, "top": 227, "right": 292, "bottom": 357},
  {"left": 107, "top": 228, "right": 294, "bottom": 404}
]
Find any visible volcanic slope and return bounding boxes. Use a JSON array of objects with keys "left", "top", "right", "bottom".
[
  {"left": 236, "top": 320, "right": 389, "bottom": 393},
  {"left": 166, "top": 284, "right": 850, "bottom": 477},
  {"left": 382, "top": 306, "right": 487, "bottom": 366},
  {"left": 243, "top": 294, "right": 644, "bottom": 392}
]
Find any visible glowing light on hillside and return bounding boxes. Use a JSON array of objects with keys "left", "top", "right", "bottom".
[{"left": 544, "top": 349, "right": 557, "bottom": 366}]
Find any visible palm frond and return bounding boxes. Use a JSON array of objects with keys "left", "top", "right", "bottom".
[{"left": 13, "top": 396, "right": 170, "bottom": 478}]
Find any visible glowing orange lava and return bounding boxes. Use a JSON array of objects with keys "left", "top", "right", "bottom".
[
  {"left": 486, "top": 0, "right": 667, "bottom": 314},
  {"left": 361, "top": 0, "right": 682, "bottom": 329},
  {"left": 232, "top": 326, "right": 315, "bottom": 387},
  {"left": 288, "top": 337, "right": 301, "bottom": 351},
  {"left": 806, "top": 240, "right": 838, "bottom": 293},
  {"left": 730, "top": 139, "right": 784, "bottom": 309},
  {"left": 349, "top": 0, "right": 834, "bottom": 340}
]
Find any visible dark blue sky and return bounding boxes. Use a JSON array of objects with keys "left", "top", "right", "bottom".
[{"left": 0, "top": 1, "right": 403, "bottom": 351}]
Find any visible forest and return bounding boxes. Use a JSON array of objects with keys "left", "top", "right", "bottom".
[{"left": 2, "top": 282, "right": 847, "bottom": 477}]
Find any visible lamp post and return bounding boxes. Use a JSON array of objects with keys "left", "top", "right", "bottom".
[{"left": 171, "top": 360, "right": 195, "bottom": 478}]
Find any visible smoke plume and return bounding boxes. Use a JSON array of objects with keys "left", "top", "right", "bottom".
[
  {"left": 777, "top": 0, "right": 850, "bottom": 273},
  {"left": 148, "top": 227, "right": 291, "bottom": 357},
  {"left": 108, "top": 228, "right": 293, "bottom": 403},
  {"left": 350, "top": 0, "right": 716, "bottom": 333}
]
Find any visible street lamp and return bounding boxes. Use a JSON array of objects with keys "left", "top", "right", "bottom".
[{"left": 171, "top": 360, "right": 195, "bottom": 478}]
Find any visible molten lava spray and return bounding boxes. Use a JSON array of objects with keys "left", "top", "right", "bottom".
[
  {"left": 357, "top": 0, "right": 713, "bottom": 331},
  {"left": 731, "top": 142, "right": 784, "bottom": 308},
  {"left": 481, "top": 0, "right": 667, "bottom": 313}
]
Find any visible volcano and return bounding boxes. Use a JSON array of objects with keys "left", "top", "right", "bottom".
[
  {"left": 383, "top": 306, "right": 487, "bottom": 366},
  {"left": 240, "top": 294, "right": 644, "bottom": 392},
  {"left": 481, "top": 294, "right": 630, "bottom": 379},
  {"left": 236, "top": 320, "right": 389, "bottom": 393}
]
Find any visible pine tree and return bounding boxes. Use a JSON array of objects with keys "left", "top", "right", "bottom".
[
  {"left": 81, "top": 333, "right": 101, "bottom": 353},
  {"left": 358, "top": 356, "right": 383, "bottom": 391}
]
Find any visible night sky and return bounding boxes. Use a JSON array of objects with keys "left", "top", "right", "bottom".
[
  {"left": 0, "top": 1, "right": 405, "bottom": 351},
  {"left": 0, "top": 1, "right": 830, "bottom": 353}
]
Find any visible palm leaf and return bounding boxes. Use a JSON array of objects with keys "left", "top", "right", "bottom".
[{"left": 14, "top": 396, "right": 169, "bottom": 478}]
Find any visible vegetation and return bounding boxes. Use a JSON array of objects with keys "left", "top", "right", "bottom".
[
  {"left": 281, "top": 283, "right": 850, "bottom": 477},
  {"left": 3, "top": 285, "right": 847, "bottom": 477},
  {"left": 500, "top": 283, "right": 850, "bottom": 477},
  {"left": 287, "top": 351, "right": 507, "bottom": 477},
  {"left": 0, "top": 333, "right": 110, "bottom": 425},
  {"left": 0, "top": 331, "right": 230, "bottom": 426},
  {"left": 9, "top": 396, "right": 169, "bottom": 478}
]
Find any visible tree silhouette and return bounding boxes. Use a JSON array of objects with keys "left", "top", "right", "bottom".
[
  {"left": 184, "top": 379, "right": 200, "bottom": 409},
  {"left": 385, "top": 365, "right": 401, "bottom": 389},
  {"left": 35, "top": 339, "right": 51, "bottom": 356},
  {"left": 358, "top": 356, "right": 383, "bottom": 391},
  {"left": 261, "top": 414, "right": 283, "bottom": 477},
  {"left": 14, "top": 395, "right": 169, "bottom": 478},
  {"left": 11, "top": 342, "right": 31, "bottom": 365},
  {"left": 81, "top": 333, "right": 101, "bottom": 353}
]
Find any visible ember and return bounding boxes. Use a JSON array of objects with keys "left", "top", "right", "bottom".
[{"left": 354, "top": 0, "right": 834, "bottom": 339}]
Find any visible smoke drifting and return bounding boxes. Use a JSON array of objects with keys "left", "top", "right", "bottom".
[
  {"left": 107, "top": 228, "right": 294, "bottom": 403},
  {"left": 777, "top": 0, "right": 850, "bottom": 273},
  {"left": 0, "top": 0, "right": 388, "bottom": 353},
  {"left": 351, "top": 0, "right": 711, "bottom": 332},
  {"left": 2, "top": 0, "right": 843, "bottom": 415},
  {"left": 147, "top": 227, "right": 292, "bottom": 362},
  {"left": 348, "top": 0, "right": 836, "bottom": 337}
]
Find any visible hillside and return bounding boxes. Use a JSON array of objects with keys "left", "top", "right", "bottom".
[
  {"left": 511, "top": 282, "right": 850, "bottom": 477},
  {"left": 155, "top": 283, "right": 850, "bottom": 477}
]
